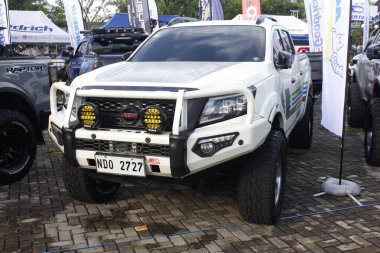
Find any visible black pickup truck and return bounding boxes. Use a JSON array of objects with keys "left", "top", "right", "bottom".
[
  {"left": 0, "top": 46, "right": 58, "bottom": 184},
  {"left": 65, "top": 27, "right": 148, "bottom": 83}
]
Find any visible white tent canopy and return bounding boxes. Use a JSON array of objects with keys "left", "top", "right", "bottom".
[
  {"left": 268, "top": 15, "right": 309, "bottom": 38},
  {"left": 9, "top": 10, "right": 70, "bottom": 44},
  {"left": 232, "top": 14, "right": 309, "bottom": 39}
]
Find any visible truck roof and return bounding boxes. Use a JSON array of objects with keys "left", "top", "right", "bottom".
[{"left": 168, "top": 18, "right": 286, "bottom": 30}]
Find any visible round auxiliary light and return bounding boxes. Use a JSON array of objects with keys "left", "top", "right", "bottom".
[
  {"left": 142, "top": 106, "right": 166, "bottom": 133},
  {"left": 78, "top": 103, "right": 99, "bottom": 128}
]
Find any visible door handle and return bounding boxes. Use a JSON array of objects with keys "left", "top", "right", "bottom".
[
  {"left": 300, "top": 71, "right": 303, "bottom": 76},
  {"left": 291, "top": 78, "right": 296, "bottom": 83}
]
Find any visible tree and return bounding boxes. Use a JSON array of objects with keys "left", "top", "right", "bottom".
[
  {"left": 48, "top": 0, "right": 67, "bottom": 28},
  {"left": 112, "top": 0, "right": 128, "bottom": 13},
  {"left": 156, "top": 0, "right": 199, "bottom": 18},
  {"left": 78, "top": 0, "right": 115, "bottom": 29},
  {"left": 261, "top": 0, "right": 305, "bottom": 19},
  {"left": 9, "top": 0, "right": 48, "bottom": 12}
]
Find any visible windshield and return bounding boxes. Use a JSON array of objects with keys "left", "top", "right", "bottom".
[
  {"left": 131, "top": 25, "right": 266, "bottom": 62},
  {"left": 90, "top": 37, "right": 136, "bottom": 54}
]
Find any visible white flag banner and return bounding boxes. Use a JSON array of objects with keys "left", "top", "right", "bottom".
[
  {"left": 63, "top": 0, "right": 84, "bottom": 48},
  {"left": 0, "top": 0, "right": 10, "bottom": 45},
  {"left": 352, "top": 0, "right": 370, "bottom": 47},
  {"left": 148, "top": 0, "right": 158, "bottom": 20},
  {"left": 321, "top": 0, "right": 351, "bottom": 136},
  {"left": 200, "top": 0, "right": 212, "bottom": 21},
  {"left": 304, "top": 0, "right": 323, "bottom": 52}
]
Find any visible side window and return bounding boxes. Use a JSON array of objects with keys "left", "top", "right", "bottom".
[
  {"left": 280, "top": 30, "right": 295, "bottom": 55},
  {"left": 76, "top": 40, "right": 88, "bottom": 56},
  {"left": 273, "top": 30, "right": 284, "bottom": 66}
]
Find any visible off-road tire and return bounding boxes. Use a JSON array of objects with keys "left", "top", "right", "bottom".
[
  {"left": 0, "top": 110, "right": 36, "bottom": 185},
  {"left": 364, "top": 98, "right": 380, "bottom": 166},
  {"left": 62, "top": 157, "right": 120, "bottom": 202},
  {"left": 238, "top": 130, "right": 287, "bottom": 225},
  {"left": 347, "top": 82, "right": 365, "bottom": 127},
  {"left": 289, "top": 97, "right": 313, "bottom": 149}
]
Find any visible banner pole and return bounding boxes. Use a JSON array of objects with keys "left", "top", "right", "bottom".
[{"left": 339, "top": 0, "right": 353, "bottom": 185}]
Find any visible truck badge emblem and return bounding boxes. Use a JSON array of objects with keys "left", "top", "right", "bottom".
[{"left": 120, "top": 106, "right": 140, "bottom": 125}]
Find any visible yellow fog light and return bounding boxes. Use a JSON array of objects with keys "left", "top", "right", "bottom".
[
  {"left": 78, "top": 103, "right": 99, "bottom": 128},
  {"left": 142, "top": 106, "right": 166, "bottom": 133}
]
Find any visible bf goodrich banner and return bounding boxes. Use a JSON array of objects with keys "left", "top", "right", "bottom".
[
  {"left": 0, "top": 0, "right": 10, "bottom": 45},
  {"left": 242, "top": 0, "right": 261, "bottom": 20},
  {"left": 304, "top": 0, "right": 323, "bottom": 52},
  {"left": 322, "top": 0, "right": 351, "bottom": 136},
  {"left": 352, "top": 0, "right": 370, "bottom": 47},
  {"left": 127, "top": 0, "right": 151, "bottom": 34},
  {"left": 63, "top": 0, "right": 84, "bottom": 48}
]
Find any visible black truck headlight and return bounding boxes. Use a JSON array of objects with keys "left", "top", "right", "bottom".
[
  {"left": 192, "top": 133, "right": 239, "bottom": 157},
  {"left": 78, "top": 103, "right": 99, "bottom": 128},
  {"left": 199, "top": 94, "right": 247, "bottom": 125},
  {"left": 142, "top": 106, "right": 167, "bottom": 133}
]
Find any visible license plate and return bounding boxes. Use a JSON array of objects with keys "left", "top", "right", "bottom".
[{"left": 95, "top": 154, "right": 145, "bottom": 177}]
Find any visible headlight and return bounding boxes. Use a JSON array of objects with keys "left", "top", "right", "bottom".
[
  {"left": 199, "top": 94, "right": 247, "bottom": 125},
  {"left": 142, "top": 106, "right": 167, "bottom": 133},
  {"left": 78, "top": 103, "right": 99, "bottom": 128}
]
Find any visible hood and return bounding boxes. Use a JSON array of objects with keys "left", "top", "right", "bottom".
[{"left": 72, "top": 61, "right": 272, "bottom": 90}]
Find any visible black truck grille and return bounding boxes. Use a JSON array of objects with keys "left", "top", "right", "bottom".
[
  {"left": 86, "top": 97, "right": 176, "bottom": 131},
  {"left": 76, "top": 139, "right": 170, "bottom": 157}
]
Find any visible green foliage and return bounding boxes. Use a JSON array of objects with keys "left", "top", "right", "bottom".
[
  {"left": 47, "top": 0, "right": 67, "bottom": 28},
  {"left": 156, "top": 0, "right": 199, "bottom": 17},
  {"left": 261, "top": 0, "right": 305, "bottom": 19},
  {"left": 112, "top": 0, "right": 128, "bottom": 13},
  {"left": 9, "top": 0, "right": 49, "bottom": 12}
]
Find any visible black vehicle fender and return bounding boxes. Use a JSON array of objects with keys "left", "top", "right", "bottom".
[{"left": 0, "top": 82, "right": 44, "bottom": 143}]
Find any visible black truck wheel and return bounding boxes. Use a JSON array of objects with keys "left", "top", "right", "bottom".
[
  {"left": 238, "top": 130, "right": 287, "bottom": 224},
  {"left": 347, "top": 82, "right": 365, "bottom": 128},
  {"left": 62, "top": 157, "right": 120, "bottom": 202},
  {"left": 364, "top": 98, "right": 380, "bottom": 166},
  {"left": 0, "top": 110, "right": 37, "bottom": 185},
  {"left": 289, "top": 97, "right": 314, "bottom": 149}
]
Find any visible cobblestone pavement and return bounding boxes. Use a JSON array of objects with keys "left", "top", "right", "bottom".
[{"left": 1, "top": 99, "right": 380, "bottom": 253}]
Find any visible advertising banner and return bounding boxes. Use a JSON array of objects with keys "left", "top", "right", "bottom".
[
  {"left": 200, "top": 0, "right": 211, "bottom": 20},
  {"left": 212, "top": 0, "right": 224, "bottom": 20},
  {"left": 321, "top": 0, "right": 351, "bottom": 136},
  {"left": 351, "top": 0, "right": 370, "bottom": 47},
  {"left": 200, "top": 0, "right": 224, "bottom": 20},
  {"left": 63, "top": 0, "right": 84, "bottom": 48},
  {"left": 304, "top": 0, "right": 323, "bottom": 52},
  {"left": 127, "top": 0, "right": 151, "bottom": 34},
  {"left": 242, "top": 0, "right": 261, "bottom": 20},
  {"left": 0, "top": 0, "right": 10, "bottom": 45}
]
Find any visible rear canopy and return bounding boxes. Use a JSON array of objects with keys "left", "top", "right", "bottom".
[{"left": 9, "top": 10, "right": 70, "bottom": 44}]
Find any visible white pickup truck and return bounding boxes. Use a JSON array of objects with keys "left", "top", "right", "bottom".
[{"left": 49, "top": 17, "right": 313, "bottom": 224}]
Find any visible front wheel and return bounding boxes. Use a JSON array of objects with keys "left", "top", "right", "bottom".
[
  {"left": 364, "top": 98, "right": 380, "bottom": 166},
  {"left": 0, "top": 110, "right": 37, "bottom": 185},
  {"left": 62, "top": 157, "right": 120, "bottom": 202},
  {"left": 238, "top": 130, "right": 287, "bottom": 224}
]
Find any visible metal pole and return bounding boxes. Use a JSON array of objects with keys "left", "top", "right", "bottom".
[
  {"left": 209, "top": 0, "right": 213, "bottom": 20},
  {"left": 339, "top": 0, "right": 353, "bottom": 185}
]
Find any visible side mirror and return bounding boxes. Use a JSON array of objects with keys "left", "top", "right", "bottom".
[
  {"left": 366, "top": 44, "right": 380, "bottom": 60},
  {"left": 122, "top": 51, "right": 133, "bottom": 61},
  {"left": 277, "top": 51, "right": 294, "bottom": 69}
]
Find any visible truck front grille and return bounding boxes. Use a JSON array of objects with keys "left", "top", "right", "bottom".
[
  {"left": 76, "top": 139, "right": 170, "bottom": 157},
  {"left": 86, "top": 97, "right": 176, "bottom": 131}
]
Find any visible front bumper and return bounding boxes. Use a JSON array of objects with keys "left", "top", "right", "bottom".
[{"left": 49, "top": 82, "right": 270, "bottom": 178}]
